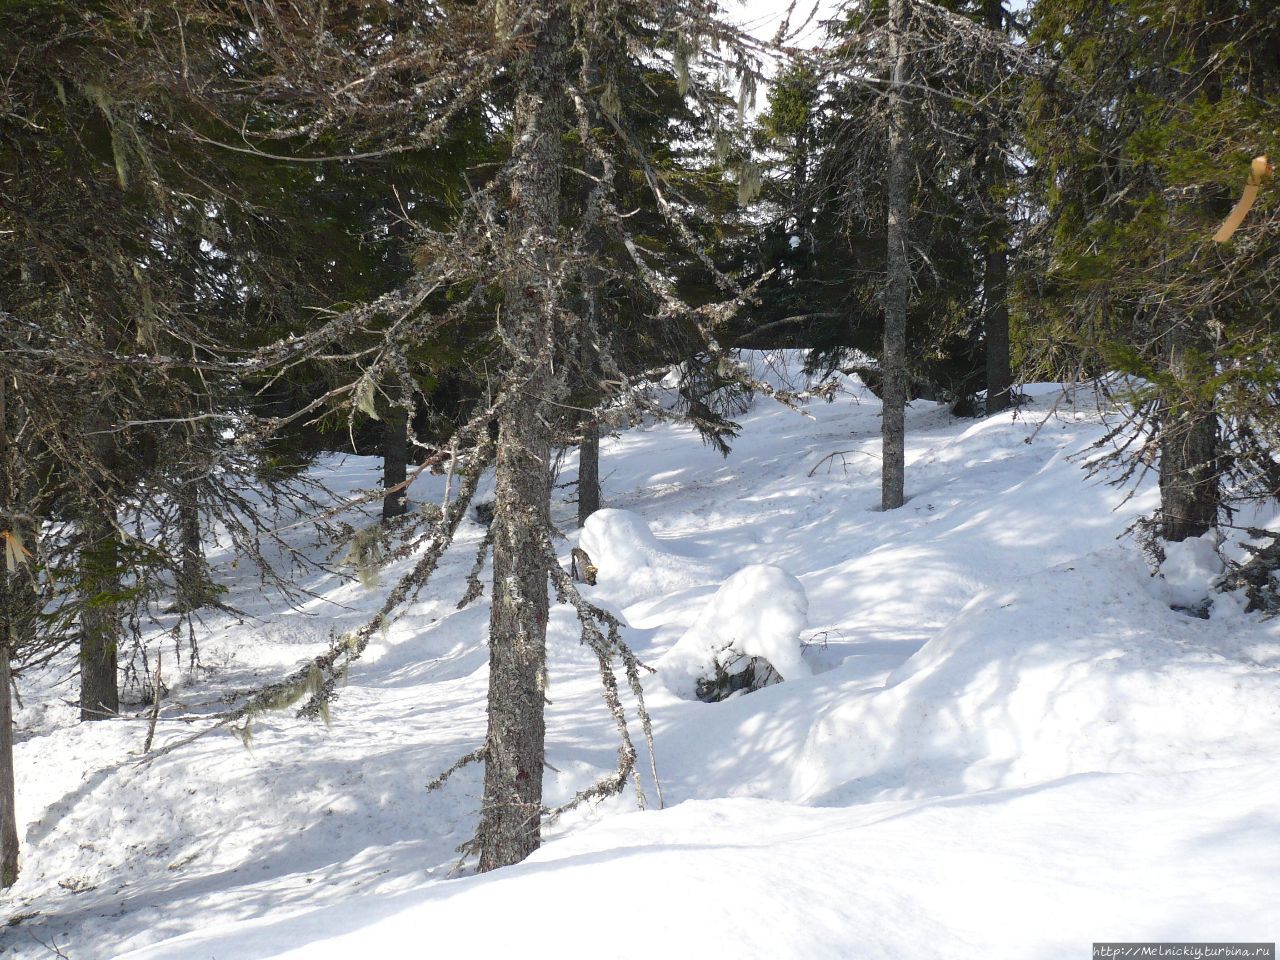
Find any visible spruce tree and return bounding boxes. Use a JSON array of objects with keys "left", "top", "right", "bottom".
[
  {"left": 128, "top": 0, "right": 766, "bottom": 869},
  {"left": 758, "top": 0, "right": 1025, "bottom": 508},
  {"left": 1026, "top": 0, "right": 1280, "bottom": 541}
]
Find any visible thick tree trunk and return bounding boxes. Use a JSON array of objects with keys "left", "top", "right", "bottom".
[
  {"left": 0, "top": 641, "right": 17, "bottom": 888},
  {"left": 577, "top": 419, "right": 600, "bottom": 528},
  {"left": 477, "top": 3, "right": 566, "bottom": 873},
  {"left": 1159, "top": 332, "right": 1219, "bottom": 542},
  {"left": 79, "top": 501, "right": 120, "bottom": 721},
  {"left": 984, "top": 241, "right": 1011, "bottom": 414},
  {"left": 881, "top": 0, "right": 911, "bottom": 511},
  {"left": 382, "top": 405, "right": 409, "bottom": 521},
  {"left": 175, "top": 489, "right": 213, "bottom": 613},
  {"left": 481, "top": 388, "right": 553, "bottom": 871}
]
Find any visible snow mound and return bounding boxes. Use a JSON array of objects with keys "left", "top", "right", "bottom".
[
  {"left": 1153, "top": 531, "right": 1223, "bottom": 611},
  {"left": 796, "top": 549, "right": 1280, "bottom": 802},
  {"left": 578, "top": 508, "right": 721, "bottom": 603},
  {"left": 657, "top": 563, "right": 811, "bottom": 697}
]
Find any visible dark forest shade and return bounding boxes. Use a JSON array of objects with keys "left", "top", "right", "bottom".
[
  {"left": 578, "top": 420, "right": 601, "bottom": 528},
  {"left": 382, "top": 408, "right": 410, "bottom": 521}
]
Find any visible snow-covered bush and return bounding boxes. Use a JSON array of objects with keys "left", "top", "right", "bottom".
[{"left": 657, "top": 564, "right": 811, "bottom": 700}]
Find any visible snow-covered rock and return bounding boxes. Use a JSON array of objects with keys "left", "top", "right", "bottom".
[
  {"left": 578, "top": 508, "right": 721, "bottom": 604},
  {"left": 657, "top": 563, "right": 811, "bottom": 697},
  {"left": 578, "top": 508, "right": 668, "bottom": 577}
]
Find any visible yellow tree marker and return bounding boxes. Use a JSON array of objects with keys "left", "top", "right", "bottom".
[{"left": 1213, "top": 155, "right": 1272, "bottom": 243}]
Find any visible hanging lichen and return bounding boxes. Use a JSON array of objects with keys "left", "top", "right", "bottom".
[
  {"left": 601, "top": 78, "right": 622, "bottom": 120},
  {"left": 344, "top": 524, "right": 387, "bottom": 590},
  {"left": 354, "top": 376, "right": 380, "bottom": 420},
  {"left": 673, "top": 36, "right": 695, "bottom": 96},
  {"left": 737, "top": 70, "right": 757, "bottom": 119},
  {"left": 736, "top": 160, "right": 763, "bottom": 206},
  {"left": 84, "top": 82, "right": 129, "bottom": 190}
]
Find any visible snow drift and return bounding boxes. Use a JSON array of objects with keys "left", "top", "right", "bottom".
[{"left": 797, "top": 549, "right": 1280, "bottom": 802}]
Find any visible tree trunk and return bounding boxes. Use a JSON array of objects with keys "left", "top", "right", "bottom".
[
  {"left": 175, "top": 489, "right": 213, "bottom": 613},
  {"left": 981, "top": 0, "right": 1012, "bottom": 415},
  {"left": 1159, "top": 331, "right": 1219, "bottom": 542},
  {"left": 983, "top": 240, "right": 1011, "bottom": 414},
  {"left": 578, "top": 419, "right": 600, "bottom": 528},
  {"left": 0, "top": 641, "right": 17, "bottom": 888},
  {"left": 577, "top": 77, "right": 605, "bottom": 533},
  {"left": 1159, "top": 406, "right": 1218, "bottom": 542},
  {"left": 1154, "top": 31, "right": 1220, "bottom": 544},
  {"left": 382, "top": 405, "right": 409, "bottom": 521},
  {"left": 477, "top": 2, "right": 566, "bottom": 873},
  {"left": 881, "top": 0, "right": 911, "bottom": 511},
  {"left": 0, "top": 376, "right": 24, "bottom": 887},
  {"left": 79, "top": 501, "right": 120, "bottom": 721},
  {"left": 0, "top": 523, "right": 36, "bottom": 890}
]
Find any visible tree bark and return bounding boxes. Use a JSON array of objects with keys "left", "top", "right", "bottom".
[
  {"left": 175, "top": 488, "right": 213, "bottom": 613},
  {"left": 477, "top": 2, "right": 566, "bottom": 872},
  {"left": 1159, "top": 406, "right": 1218, "bottom": 542},
  {"left": 0, "top": 518, "right": 37, "bottom": 889},
  {"left": 576, "top": 68, "right": 605, "bottom": 533},
  {"left": 382, "top": 405, "right": 409, "bottom": 521},
  {"left": 1159, "top": 331, "right": 1219, "bottom": 542},
  {"left": 981, "top": 0, "right": 1012, "bottom": 415},
  {"left": 79, "top": 501, "right": 120, "bottom": 721},
  {"left": 983, "top": 240, "right": 1011, "bottom": 414},
  {"left": 0, "top": 378, "right": 20, "bottom": 888},
  {"left": 881, "top": 0, "right": 911, "bottom": 511},
  {"left": 0, "top": 641, "right": 17, "bottom": 889},
  {"left": 577, "top": 419, "right": 600, "bottom": 528}
]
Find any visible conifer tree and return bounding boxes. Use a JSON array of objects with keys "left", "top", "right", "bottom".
[
  {"left": 1026, "top": 0, "right": 1280, "bottom": 542},
  {"left": 759, "top": 0, "right": 1025, "bottom": 507},
  {"left": 127, "top": 0, "right": 766, "bottom": 870}
]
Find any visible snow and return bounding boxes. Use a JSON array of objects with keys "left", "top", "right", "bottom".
[
  {"left": 1154, "top": 532, "right": 1225, "bottom": 611},
  {"left": 110, "top": 774, "right": 1277, "bottom": 960},
  {"left": 578, "top": 507, "right": 723, "bottom": 603},
  {"left": 4, "top": 352, "right": 1279, "bottom": 960},
  {"left": 657, "top": 563, "right": 811, "bottom": 696},
  {"left": 797, "top": 551, "right": 1280, "bottom": 802}
]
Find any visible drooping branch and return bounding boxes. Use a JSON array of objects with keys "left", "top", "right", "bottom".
[
  {"left": 295, "top": 439, "right": 494, "bottom": 718},
  {"left": 456, "top": 525, "right": 494, "bottom": 611},
  {"left": 137, "top": 438, "right": 494, "bottom": 763},
  {"left": 543, "top": 531, "right": 664, "bottom": 812}
]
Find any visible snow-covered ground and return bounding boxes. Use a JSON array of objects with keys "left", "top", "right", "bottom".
[{"left": 4, "top": 353, "right": 1278, "bottom": 959}]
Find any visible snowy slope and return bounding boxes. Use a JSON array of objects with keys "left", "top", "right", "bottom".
[{"left": 4, "top": 353, "right": 1278, "bottom": 959}]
